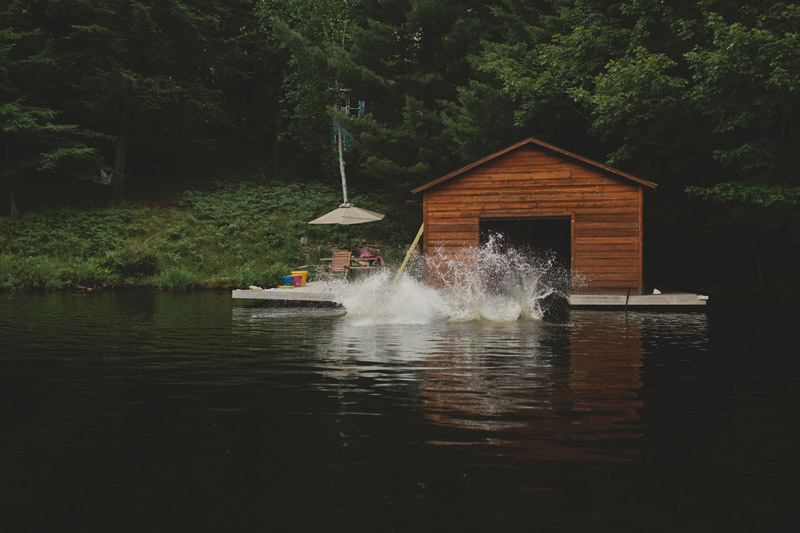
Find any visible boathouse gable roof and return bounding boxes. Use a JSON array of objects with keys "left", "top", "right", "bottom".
[{"left": 411, "top": 137, "right": 658, "bottom": 194}]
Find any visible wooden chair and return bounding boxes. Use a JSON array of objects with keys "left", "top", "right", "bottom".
[{"left": 322, "top": 250, "right": 352, "bottom": 280}]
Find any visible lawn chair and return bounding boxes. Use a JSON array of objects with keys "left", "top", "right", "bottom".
[{"left": 322, "top": 250, "right": 352, "bottom": 280}]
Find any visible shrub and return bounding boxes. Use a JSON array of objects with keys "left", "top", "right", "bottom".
[
  {"left": 156, "top": 268, "right": 199, "bottom": 290},
  {"left": 263, "top": 263, "right": 293, "bottom": 288},
  {"left": 0, "top": 177, "right": 422, "bottom": 292},
  {"left": 62, "top": 257, "right": 112, "bottom": 287},
  {"left": 105, "top": 241, "right": 160, "bottom": 277},
  {"left": 0, "top": 254, "right": 22, "bottom": 291}
]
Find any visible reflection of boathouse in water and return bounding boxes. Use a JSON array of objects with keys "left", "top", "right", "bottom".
[
  {"left": 412, "top": 138, "right": 658, "bottom": 295},
  {"left": 419, "top": 312, "right": 647, "bottom": 462}
]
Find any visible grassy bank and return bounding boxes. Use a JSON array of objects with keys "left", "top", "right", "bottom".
[{"left": 0, "top": 179, "right": 422, "bottom": 291}]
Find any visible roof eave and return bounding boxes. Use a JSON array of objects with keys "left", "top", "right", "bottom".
[{"left": 411, "top": 137, "right": 658, "bottom": 195}]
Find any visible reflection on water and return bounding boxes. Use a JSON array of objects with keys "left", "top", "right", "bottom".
[
  {"left": 232, "top": 305, "right": 710, "bottom": 463},
  {"left": 5, "top": 292, "right": 797, "bottom": 532}
]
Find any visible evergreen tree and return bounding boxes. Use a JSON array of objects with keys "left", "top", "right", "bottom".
[
  {"left": 257, "top": 0, "right": 374, "bottom": 180},
  {"left": 46, "top": 0, "right": 234, "bottom": 204},
  {"left": 345, "top": 0, "right": 518, "bottom": 193},
  {"left": 0, "top": 5, "right": 105, "bottom": 215}
]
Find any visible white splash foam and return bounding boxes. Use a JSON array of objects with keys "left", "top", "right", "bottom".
[
  {"left": 330, "top": 235, "right": 573, "bottom": 325},
  {"left": 331, "top": 271, "right": 451, "bottom": 325}
]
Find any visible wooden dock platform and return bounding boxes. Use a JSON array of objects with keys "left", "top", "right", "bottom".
[
  {"left": 233, "top": 283, "right": 708, "bottom": 310},
  {"left": 232, "top": 281, "right": 339, "bottom": 306},
  {"left": 568, "top": 293, "right": 708, "bottom": 309}
]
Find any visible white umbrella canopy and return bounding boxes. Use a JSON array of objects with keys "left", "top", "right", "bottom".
[
  {"left": 310, "top": 103, "right": 385, "bottom": 247},
  {"left": 309, "top": 203, "right": 385, "bottom": 225}
]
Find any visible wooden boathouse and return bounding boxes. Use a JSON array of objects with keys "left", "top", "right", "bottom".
[{"left": 411, "top": 137, "right": 658, "bottom": 295}]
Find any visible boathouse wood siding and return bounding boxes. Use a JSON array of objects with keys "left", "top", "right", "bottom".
[{"left": 411, "top": 138, "right": 657, "bottom": 295}]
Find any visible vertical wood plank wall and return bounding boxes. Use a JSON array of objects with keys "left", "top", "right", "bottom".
[{"left": 422, "top": 145, "right": 644, "bottom": 295}]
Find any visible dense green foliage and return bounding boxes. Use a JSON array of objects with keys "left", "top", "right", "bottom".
[
  {"left": 1, "top": 0, "right": 798, "bottom": 290},
  {"left": 0, "top": 179, "right": 419, "bottom": 291}
]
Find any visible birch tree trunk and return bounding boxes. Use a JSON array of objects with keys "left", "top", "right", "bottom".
[{"left": 337, "top": 119, "right": 348, "bottom": 204}]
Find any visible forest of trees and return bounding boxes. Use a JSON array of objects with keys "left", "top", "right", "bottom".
[{"left": 2, "top": 0, "right": 799, "bottom": 287}]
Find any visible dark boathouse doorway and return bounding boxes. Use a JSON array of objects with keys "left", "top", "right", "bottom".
[{"left": 479, "top": 216, "right": 572, "bottom": 274}]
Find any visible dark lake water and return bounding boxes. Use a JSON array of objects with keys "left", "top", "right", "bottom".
[{"left": 1, "top": 291, "right": 798, "bottom": 532}]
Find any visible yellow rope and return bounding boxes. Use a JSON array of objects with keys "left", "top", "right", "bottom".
[{"left": 393, "top": 223, "right": 424, "bottom": 283}]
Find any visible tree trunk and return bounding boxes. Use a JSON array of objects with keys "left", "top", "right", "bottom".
[
  {"left": 338, "top": 120, "right": 348, "bottom": 204},
  {"left": 270, "top": 78, "right": 283, "bottom": 181},
  {"left": 8, "top": 183, "right": 18, "bottom": 217},
  {"left": 111, "top": 116, "right": 129, "bottom": 205},
  {"left": 751, "top": 230, "right": 764, "bottom": 282},
  {"left": 271, "top": 112, "right": 281, "bottom": 181}
]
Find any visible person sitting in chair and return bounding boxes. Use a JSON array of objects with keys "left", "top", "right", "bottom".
[{"left": 358, "top": 250, "right": 384, "bottom": 267}]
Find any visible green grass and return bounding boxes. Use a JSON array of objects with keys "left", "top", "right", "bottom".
[{"left": 0, "top": 178, "right": 422, "bottom": 291}]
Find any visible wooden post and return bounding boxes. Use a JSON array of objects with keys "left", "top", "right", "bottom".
[
  {"left": 394, "top": 223, "right": 424, "bottom": 283},
  {"left": 638, "top": 188, "right": 644, "bottom": 294}
]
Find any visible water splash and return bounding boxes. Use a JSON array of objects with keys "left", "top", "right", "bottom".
[
  {"left": 330, "top": 271, "right": 451, "bottom": 325},
  {"left": 330, "top": 235, "right": 573, "bottom": 325}
]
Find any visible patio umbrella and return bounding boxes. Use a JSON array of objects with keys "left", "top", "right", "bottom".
[
  {"left": 309, "top": 202, "right": 384, "bottom": 249},
  {"left": 309, "top": 106, "right": 384, "bottom": 247},
  {"left": 309, "top": 203, "right": 384, "bottom": 225}
]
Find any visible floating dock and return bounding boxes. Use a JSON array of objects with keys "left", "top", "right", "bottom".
[
  {"left": 568, "top": 293, "right": 708, "bottom": 309},
  {"left": 232, "top": 281, "right": 339, "bottom": 306},
  {"left": 233, "top": 283, "right": 708, "bottom": 310}
]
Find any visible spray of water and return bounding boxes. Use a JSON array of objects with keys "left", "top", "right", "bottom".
[{"left": 329, "top": 234, "right": 574, "bottom": 325}]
